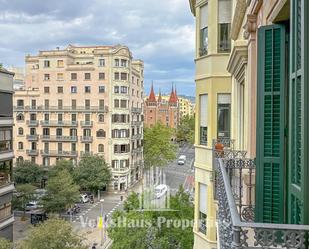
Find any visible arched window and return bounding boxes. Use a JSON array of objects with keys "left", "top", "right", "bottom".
[
  {"left": 17, "top": 156, "right": 24, "bottom": 163},
  {"left": 96, "top": 129, "right": 106, "bottom": 138},
  {"left": 98, "top": 144, "right": 104, "bottom": 153},
  {"left": 18, "top": 142, "right": 23, "bottom": 150},
  {"left": 98, "top": 114, "right": 104, "bottom": 122},
  {"left": 18, "top": 127, "right": 24, "bottom": 135},
  {"left": 16, "top": 113, "right": 24, "bottom": 121}
]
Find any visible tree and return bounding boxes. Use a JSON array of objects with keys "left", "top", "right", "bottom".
[
  {"left": 18, "top": 218, "right": 87, "bottom": 249},
  {"left": 12, "top": 184, "right": 36, "bottom": 216},
  {"left": 144, "top": 123, "right": 177, "bottom": 168},
  {"left": 41, "top": 169, "right": 79, "bottom": 213},
  {"left": 176, "top": 115, "right": 195, "bottom": 144},
  {"left": 74, "top": 155, "right": 111, "bottom": 194},
  {"left": 123, "top": 192, "right": 140, "bottom": 212},
  {"left": 13, "top": 161, "right": 44, "bottom": 185},
  {"left": 109, "top": 187, "right": 194, "bottom": 249},
  {"left": 48, "top": 160, "right": 74, "bottom": 178},
  {"left": 0, "top": 238, "right": 12, "bottom": 249}
]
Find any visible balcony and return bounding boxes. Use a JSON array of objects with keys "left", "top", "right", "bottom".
[
  {"left": 131, "top": 121, "right": 143, "bottom": 126},
  {"left": 40, "top": 150, "right": 78, "bottom": 157},
  {"left": 26, "top": 149, "right": 39, "bottom": 156},
  {"left": 0, "top": 117, "right": 14, "bottom": 126},
  {"left": 131, "top": 133, "right": 142, "bottom": 140},
  {"left": 112, "top": 167, "right": 130, "bottom": 174},
  {"left": 132, "top": 147, "right": 143, "bottom": 154},
  {"left": 26, "top": 120, "right": 39, "bottom": 127},
  {"left": 0, "top": 150, "right": 14, "bottom": 161},
  {"left": 131, "top": 107, "right": 143, "bottom": 113},
  {"left": 14, "top": 105, "right": 109, "bottom": 113},
  {"left": 26, "top": 135, "right": 39, "bottom": 141},
  {"left": 214, "top": 140, "right": 309, "bottom": 248},
  {"left": 80, "top": 151, "right": 94, "bottom": 157},
  {"left": 40, "top": 135, "right": 78, "bottom": 142},
  {"left": 40, "top": 120, "right": 78, "bottom": 127},
  {"left": 0, "top": 170, "right": 11, "bottom": 188},
  {"left": 80, "top": 121, "right": 93, "bottom": 127},
  {"left": 80, "top": 136, "right": 93, "bottom": 143}
]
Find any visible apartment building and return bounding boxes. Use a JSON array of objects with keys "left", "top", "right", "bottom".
[
  {"left": 13, "top": 45, "right": 144, "bottom": 191},
  {"left": 7, "top": 67, "right": 25, "bottom": 90},
  {"left": 178, "top": 97, "right": 195, "bottom": 118},
  {"left": 189, "top": 0, "right": 232, "bottom": 248},
  {"left": 0, "top": 67, "right": 15, "bottom": 241},
  {"left": 144, "top": 84, "right": 179, "bottom": 129}
]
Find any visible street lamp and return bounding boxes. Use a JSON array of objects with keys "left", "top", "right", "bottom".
[{"left": 100, "top": 199, "right": 104, "bottom": 246}]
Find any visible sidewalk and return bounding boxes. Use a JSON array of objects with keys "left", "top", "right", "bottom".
[{"left": 80, "top": 226, "right": 112, "bottom": 248}]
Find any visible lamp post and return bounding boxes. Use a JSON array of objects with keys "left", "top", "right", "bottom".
[{"left": 100, "top": 199, "right": 104, "bottom": 246}]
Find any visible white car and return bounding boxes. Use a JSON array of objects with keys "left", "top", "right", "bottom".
[
  {"left": 80, "top": 194, "right": 89, "bottom": 203},
  {"left": 154, "top": 184, "right": 168, "bottom": 199},
  {"left": 178, "top": 155, "right": 186, "bottom": 165},
  {"left": 26, "top": 201, "right": 42, "bottom": 211}
]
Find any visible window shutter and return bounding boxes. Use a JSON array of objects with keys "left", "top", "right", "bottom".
[
  {"left": 199, "top": 184, "right": 207, "bottom": 214},
  {"left": 200, "top": 4, "right": 208, "bottom": 29},
  {"left": 287, "top": 0, "right": 309, "bottom": 225},
  {"left": 200, "top": 94, "right": 208, "bottom": 127},
  {"left": 218, "top": 0, "right": 232, "bottom": 24},
  {"left": 256, "top": 24, "right": 286, "bottom": 224}
]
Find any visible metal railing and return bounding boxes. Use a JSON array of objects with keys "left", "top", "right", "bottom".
[
  {"left": 80, "top": 121, "right": 93, "bottom": 127},
  {"left": 80, "top": 136, "right": 93, "bottom": 143},
  {"left": 26, "top": 135, "right": 39, "bottom": 141},
  {"left": 14, "top": 105, "right": 109, "bottom": 113},
  {"left": 40, "top": 135, "right": 78, "bottom": 142},
  {"left": 214, "top": 141, "right": 309, "bottom": 248},
  {"left": 26, "top": 120, "right": 39, "bottom": 126},
  {"left": 131, "top": 107, "right": 143, "bottom": 113},
  {"left": 131, "top": 121, "right": 143, "bottom": 126},
  {"left": 26, "top": 149, "right": 39, "bottom": 156},
  {"left": 40, "top": 120, "right": 78, "bottom": 127},
  {"left": 40, "top": 150, "right": 78, "bottom": 157}
]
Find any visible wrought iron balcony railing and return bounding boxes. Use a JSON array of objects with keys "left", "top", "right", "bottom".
[
  {"left": 214, "top": 140, "right": 309, "bottom": 248},
  {"left": 40, "top": 120, "right": 78, "bottom": 127}
]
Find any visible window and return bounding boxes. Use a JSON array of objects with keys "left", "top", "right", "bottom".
[
  {"left": 30, "top": 113, "right": 36, "bottom": 121},
  {"left": 58, "top": 113, "right": 63, "bottom": 122},
  {"left": 96, "top": 129, "right": 106, "bottom": 138},
  {"left": 85, "top": 143, "right": 90, "bottom": 152},
  {"left": 199, "top": 94, "right": 208, "bottom": 145},
  {"left": 99, "top": 100, "right": 104, "bottom": 109},
  {"left": 44, "top": 60, "right": 50, "bottom": 68},
  {"left": 44, "top": 87, "right": 50, "bottom": 93},
  {"left": 71, "top": 86, "right": 77, "bottom": 93},
  {"left": 16, "top": 113, "right": 24, "bottom": 121},
  {"left": 99, "top": 73, "right": 105, "bottom": 80},
  {"left": 98, "top": 114, "right": 104, "bottom": 122},
  {"left": 44, "top": 113, "right": 49, "bottom": 121},
  {"left": 0, "top": 129, "right": 12, "bottom": 152},
  {"left": 71, "top": 73, "right": 77, "bottom": 80},
  {"left": 71, "top": 113, "right": 77, "bottom": 122},
  {"left": 98, "top": 144, "right": 104, "bottom": 152},
  {"left": 121, "top": 86, "right": 128, "bottom": 94},
  {"left": 44, "top": 99, "right": 49, "bottom": 108},
  {"left": 85, "top": 114, "right": 90, "bottom": 122},
  {"left": 114, "top": 99, "right": 119, "bottom": 108},
  {"left": 83, "top": 129, "right": 91, "bottom": 137},
  {"left": 57, "top": 86, "right": 63, "bottom": 93},
  {"left": 56, "top": 128, "right": 62, "bottom": 136},
  {"left": 57, "top": 60, "right": 64, "bottom": 68},
  {"left": 57, "top": 73, "right": 64, "bottom": 81},
  {"left": 85, "top": 86, "right": 91, "bottom": 93},
  {"left": 43, "top": 128, "right": 50, "bottom": 136},
  {"left": 18, "top": 142, "right": 23, "bottom": 150},
  {"left": 71, "top": 143, "right": 76, "bottom": 152},
  {"left": 199, "top": 183, "right": 207, "bottom": 234},
  {"left": 85, "top": 73, "right": 91, "bottom": 80},
  {"left": 218, "top": 0, "right": 231, "bottom": 52},
  {"left": 121, "top": 59, "right": 127, "bottom": 67},
  {"left": 217, "top": 94, "right": 231, "bottom": 140},
  {"left": 114, "top": 144, "right": 130, "bottom": 153},
  {"left": 115, "top": 59, "right": 119, "bottom": 67},
  {"left": 120, "top": 100, "right": 127, "bottom": 108},
  {"left": 114, "top": 86, "right": 119, "bottom": 93},
  {"left": 17, "top": 99, "right": 24, "bottom": 108},
  {"left": 44, "top": 74, "right": 50, "bottom": 81},
  {"left": 99, "top": 59, "right": 105, "bottom": 67},
  {"left": 30, "top": 128, "right": 36, "bottom": 135},
  {"left": 72, "top": 99, "right": 77, "bottom": 109},
  {"left": 114, "top": 72, "right": 120, "bottom": 80},
  {"left": 18, "top": 127, "right": 23, "bottom": 135},
  {"left": 58, "top": 99, "right": 63, "bottom": 109},
  {"left": 99, "top": 86, "right": 105, "bottom": 93},
  {"left": 85, "top": 100, "right": 90, "bottom": 109},
  {"left": 121, "top": 73, "right": 127, "bottom": 80},
  {"left": 43, "top": 157, "right": 50, "bottom": 167},
  {"left": 200, "top": 4, "right": 208, "bottom": 56}
]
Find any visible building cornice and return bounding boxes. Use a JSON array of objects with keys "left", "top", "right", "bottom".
[
  {"left": 231, "top": 0, "right": 248, "bottom": 40},
  {"left": 189, "top": 0, "right": 196, "bottom": 16},
  {"left": 227, "top": 41, "right": 248, "bottom": 82}
]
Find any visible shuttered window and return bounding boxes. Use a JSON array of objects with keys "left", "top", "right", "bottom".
[
  {"left": 218, "top": 0, "right": 232, "bottom": 24},
  {"left": 199, "top": 94, "right": 208, "bottom": 145},
  {"left": 256, "top": 25, "right": 286, "bottom": 224}
]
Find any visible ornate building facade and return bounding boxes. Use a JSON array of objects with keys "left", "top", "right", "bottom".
[{"left": 144, "top": 85, "right": 179, "bottom": 129}]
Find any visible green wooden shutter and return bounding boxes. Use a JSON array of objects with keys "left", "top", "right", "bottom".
[
  {"left": 288, "top": 0, "right": 309, "bottom": 225},
  {"left": 256, "top": 25, "right": 286, "bottom": 224}
]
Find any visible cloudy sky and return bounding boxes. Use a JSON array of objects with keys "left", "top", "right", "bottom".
[{"left": 0, "top": 0, "right": 195, "bottom": 97}]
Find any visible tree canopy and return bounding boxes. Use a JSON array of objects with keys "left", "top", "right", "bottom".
[
  {"left": 74, "top": 155, "right": 111, "bottom": 193},
  {"left": 109, "top": 187, "right": 194, "bottom": 249},
  {"left": 12, "top": 184, "right": 36, "bottom": 214},
  {"left": 13, "top": 161, "right": 45, "bottom": 185},
  {"left": 176, "top": 115, "right": 195, "bottom": 144},
  {"left": 144, "top": 123, "right": 177, "bottom": 168},
  {"left": 48, "top": 160, "right": 74, "bottom": 178},
  {"left": 18, "top": 219, "right": 87, "bottom": 249},
  {"left": 0, "top": 238, "right": 12, "bottom": 249},
  {"left": 41, "top": 169, "right": 79, "bottom": 213}
]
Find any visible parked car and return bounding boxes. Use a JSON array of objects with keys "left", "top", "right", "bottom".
[
  {"left": 80, "top": 194, "right": 89, "bottom": 203},
  {"left": 154, "top": 184, "right": 168, "bottom": 199},
  {"left": 26, "top": 201, "right": 42, "bottom": 211},
  {"left": 178, "top": 155, "right": 187, "bottom": 165}
]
